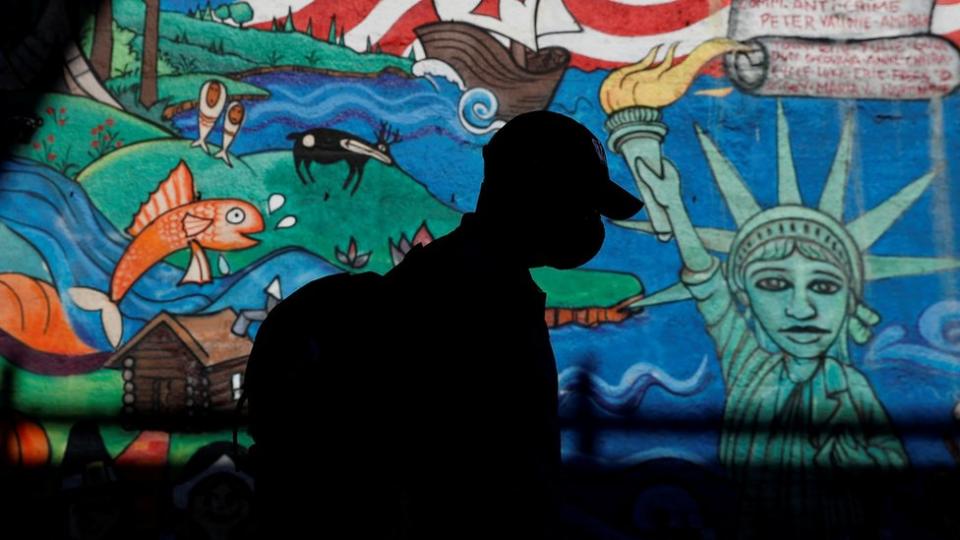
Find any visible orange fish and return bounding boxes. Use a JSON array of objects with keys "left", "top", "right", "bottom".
[{"left": 70, "top": 160, "right": 264, "bottom": 348}]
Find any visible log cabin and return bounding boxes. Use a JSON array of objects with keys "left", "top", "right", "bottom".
[{"left": 105, "top": 309, "right": 253, "bottom": 430}]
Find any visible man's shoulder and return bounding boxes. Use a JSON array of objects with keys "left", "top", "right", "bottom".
[
  {"left": 268, "top": 271, "right": 384, "bottom": 320},
  {"left": 384, "top": 243, "right": 447, "bottom": 281}
]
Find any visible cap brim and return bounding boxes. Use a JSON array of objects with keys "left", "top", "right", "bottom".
[{"left": 595, "top": 178, "right": 644, "bottom": 220}]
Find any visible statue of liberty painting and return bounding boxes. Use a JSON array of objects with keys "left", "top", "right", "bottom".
[{"left": 616, "top": 103, "right": 960, "bottom": 536}]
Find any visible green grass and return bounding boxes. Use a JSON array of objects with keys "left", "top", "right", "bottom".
[
  {"left": 0, "top": 355, "right": 128, "bottom": 465},
  {"left": 77, "top": 139, "right": 642, "bottom": 307},
  {"left": 145, "top": 35, "right": 259, "bottom": 74},
  {"left": 6, "top": 93, "right": 171, "bottom": 178},
  {"left": 0, "top": 355, "right": 250, "bottom": 466},
  {"left": 0, "top": 357, "right": 121, "bottom": 419},
  {"left": 112, "top": 1, "right": 412, "bottom": 76}
]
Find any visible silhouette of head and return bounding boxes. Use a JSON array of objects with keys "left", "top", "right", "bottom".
[{"left": 476, "top": 111, "right": 643, "bottom": 269}]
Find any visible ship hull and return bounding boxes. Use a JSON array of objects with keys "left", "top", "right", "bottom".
[{"left": 414, "top": 21, "right": 570, "bottom": 121}]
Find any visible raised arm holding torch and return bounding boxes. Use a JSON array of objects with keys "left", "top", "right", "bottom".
[{"left": 601, "top": 39, "right": 751, "bottom": 242}]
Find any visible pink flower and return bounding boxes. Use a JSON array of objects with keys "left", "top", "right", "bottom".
[
  {"left": 45, "top": 107, "right": 54, "bottom": 116},
  {"left": 58, "top": 120, "right": 65, "bottom": 126},
  {"left": 46, "top": 134, "right": 54, "bottom": 143},
  {"left": 47, "top": 153, "right": 56, "bottom": 162},
  {"left": 105, "top": 118, "right": 114, "bottom": 127},
  {"left": 115, "top": 141, "right": 123, "bottom": 148},
  {"left": 59, "top": 107, "right": 66, "bottom": 114},
  {"left": 90, "top": 127, "right": 98, "bottom": 135},
  {"left": 91, "top": 140, "right": 100, "bottom": 148},
  {"left": 31, "top": 142, "right": 40, "bottom": 150},
  {"left": 412, "top": 222, "right": 434, "bottom": 247},
  {"left": 103, "top": 134, "right": 111, "bottom": 142}
]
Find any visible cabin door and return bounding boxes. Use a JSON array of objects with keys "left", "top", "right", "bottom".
[{"left": 148, "top": 377, "right": 188, "bottom": 414}]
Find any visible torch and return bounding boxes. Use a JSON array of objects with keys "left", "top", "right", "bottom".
[{"left": 601, "top": 39, "right": 750, "bottom": 241}]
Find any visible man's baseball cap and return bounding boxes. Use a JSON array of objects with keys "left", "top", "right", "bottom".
[{"left": 481, "top": 111, "right": 644, "bottom": 220}]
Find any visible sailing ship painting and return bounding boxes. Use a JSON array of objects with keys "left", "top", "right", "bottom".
[{"left": 414, "top": 0, "right": 581, "bottom": 122}]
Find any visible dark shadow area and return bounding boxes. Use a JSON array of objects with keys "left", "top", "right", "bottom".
[{"left": 0, "top": 0, "right": 105, "bottom": 153}]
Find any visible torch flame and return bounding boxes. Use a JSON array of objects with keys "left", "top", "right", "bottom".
[{"left": 600, "top": 39, "right": 752, "bottom": 113}]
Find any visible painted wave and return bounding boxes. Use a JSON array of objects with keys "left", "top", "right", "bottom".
[
  {"left": 171, "top": 71, "right": 494, "bottom": 210},
  {"left": 865, "top": 299, "right": 960, "bottom": 374},
  {"left": 558, "top": 354, "right": 711, "bottom": 416}
]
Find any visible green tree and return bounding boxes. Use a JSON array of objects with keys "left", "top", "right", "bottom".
[
  {"left": 283, "top": 7, "right": 295, "bottom": 32},
  {"left": 231, "top": 2, "right": 254, "bottom": 28},
  {"left": 214, "top": 4, "right": 230, "bottom": 20},
  {"left": 305, "top": 17, "right": 314, "bottom": 37},
  {"left": 327, "top": 15, "right": 337, "bottom": 43},
  {"left": 271, "top": 17, "right": 279, "bottom": 31}
]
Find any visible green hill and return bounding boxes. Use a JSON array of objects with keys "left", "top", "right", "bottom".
[
  {"left": 6, "top": 93, "right": 171, "bottom": 177},
  {"left": 112, "top": 1, "right": 411, "bottom": 77}
]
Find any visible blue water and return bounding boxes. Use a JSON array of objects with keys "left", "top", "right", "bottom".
[
  {"left": 173, "top": 71, "right": 493, "bottom": 210},
  {"left": 17, "top": 65, "right": 960, "bottom": 465}
]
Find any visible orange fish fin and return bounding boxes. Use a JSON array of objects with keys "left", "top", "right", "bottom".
[
  {"left": 180, "top": 241, "right": 212, "bottom": 285},
  {"left": 182, "top": 212, "right": 213, "bottom": 238},
  {"left": 127, "top": 161, "right": 197, "bottom": 237}
]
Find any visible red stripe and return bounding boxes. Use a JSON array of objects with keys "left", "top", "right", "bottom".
[
  {"left": 943, "top": 29, "right": 960, "bottom": 46},
  {"left": 377, "top": 0, "right": 437, "bottom": 54},
  {"left": 563, "top": 0, "right": 730, "bottom": 37}
]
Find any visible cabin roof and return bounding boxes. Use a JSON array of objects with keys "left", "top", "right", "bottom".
[{"left": 106, "top": 309, "right": 252, "bottom": 369}]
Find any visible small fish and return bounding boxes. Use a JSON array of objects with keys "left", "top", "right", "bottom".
[
  {"left": 70, "top": 161, "right": 264, "bottom": 348},
  {"left": 190, "top": 80, "right": 227, "bottom": 153},
  {"left": 215, "top": 101, "right": 244, "bottom": 167}
]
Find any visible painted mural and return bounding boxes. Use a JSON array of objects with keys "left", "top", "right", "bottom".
[{"left": 0, "top": 0, "right": 959, "bottom": 536}]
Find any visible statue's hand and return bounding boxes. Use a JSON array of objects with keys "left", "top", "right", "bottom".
[{"left": 632, "top": 155, "right": 682, "bottom": 210}]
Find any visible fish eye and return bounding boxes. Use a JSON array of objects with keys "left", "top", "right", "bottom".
[
  {"left": 755, "top": 277, "right": 790, "bottom": 291},
  {"left": 808, "top": 279, "right": 841, "bottom": 295},
  {"left": 378, "top": 144, "right": 386, "bottom": 151},
  {"left": 226, "top": 207, "right": 246, "bottom": 224}
]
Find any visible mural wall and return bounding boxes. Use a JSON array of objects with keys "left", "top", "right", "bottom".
[{"left": 1, "top": 0, "right": 959, "bottom": 536}]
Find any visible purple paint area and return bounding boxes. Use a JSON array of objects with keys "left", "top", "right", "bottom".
[{"left": 0, "top": 330, "right": 111, "bottom": 375}]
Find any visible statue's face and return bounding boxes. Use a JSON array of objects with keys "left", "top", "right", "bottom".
[{"left": 744, "top": 251, "right": 848, "bottom": 359}]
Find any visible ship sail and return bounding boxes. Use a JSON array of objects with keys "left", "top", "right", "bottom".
[
  {"left": 535, "top": 0, "right": 581, "bottom": 38},
  {"left": 433, "top": 0, "right": 579, "bottom": 51}
]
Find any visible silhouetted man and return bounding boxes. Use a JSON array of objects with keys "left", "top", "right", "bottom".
[
  {"left": 245, "top": 111, "right": 642, "bottom": 539},
  {"left": 383, "top": 110, "right": 643, "bottom": 538}
]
